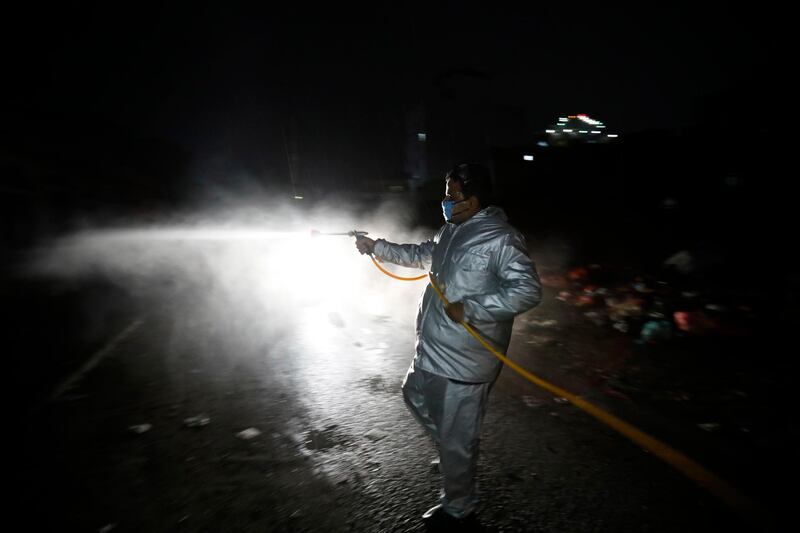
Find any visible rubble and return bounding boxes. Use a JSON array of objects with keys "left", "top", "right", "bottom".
[
  {"left": 673, "top": 310, "right": 720, "bottom": 335},
  {"left": 548, "top": 257, "right": 755, "bottom": 344},
  {"left": 639, "top": 320, "right": 673, "bottom": 343},
  {"left": 584, "top": 311, "right": 606, "bottom": 327},
  {"left": 612, "top": 321, "right": 630, "bottom": 333},
  {"left": 568, "top": 266, "right": 589, "bottom": 281},
  {"left": 605, "top": 296, "right": 644, "bottom": 321}
]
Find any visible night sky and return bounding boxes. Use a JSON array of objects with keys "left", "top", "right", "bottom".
[
  {"left": 8, "top": 5, "right": 778, "bottom": 131},
  {"left": 4, "top": 3, "right": 782, "bottom": 185}
]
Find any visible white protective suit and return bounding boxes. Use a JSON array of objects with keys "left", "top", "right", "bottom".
[{"left": 373, "top": 205, "right": 541, "bottom": 517}]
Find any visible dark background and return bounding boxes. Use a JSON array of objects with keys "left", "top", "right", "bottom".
[{"left": 1, "top": 3, "right": 791, "bottom": 278}]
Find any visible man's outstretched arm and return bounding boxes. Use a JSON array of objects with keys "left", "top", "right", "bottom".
[{"left": 355, "top": 236, "right": 435, "bottom": 271}]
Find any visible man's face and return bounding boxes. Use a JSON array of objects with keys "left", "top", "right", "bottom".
[{"left": 444, "top": 177, "right": 476, "bottom": 224}]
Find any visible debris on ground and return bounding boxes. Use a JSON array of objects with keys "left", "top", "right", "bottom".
[
  {"left": 639, "top": 320, "right": 673, "bottom": 343},
  {"left": 663, "top": 250, "right": 694, "bottom": 274},
  {"left": 328, "top": 312, "right": 345, "bottom": 328},
  {"left": 236, "top": 427, "right": 262, "bottom": 440},
  {"left": 584, "top": 311, "right": 606, "bottom": 327},
  {"left": 568, "top": 266, "right": 589, "bottom": 281},
  {"left": 364, "top": 428, "right": 388, "bottom": 442},
  {"left": 128, "top": 424, "right": 152, "bottom": 434},
  {"left": 674, "top": 310, "right": 720, "bottom": 335},
  {"left": 528, "top": 318, "right": 558, "bottom": 327},
  {"left": 603, "top": 387, "right": 632, "bottom": 401},
  {"left": 522, "top": 396, "right": 546, "bottom": 408},
  {"left": 183, "top": 414, "right": 210, "bottom": 428},
  {"left": 548, "top": 257, "right": 756, "bottom": 344},
  {"left": 606, "top": 296, "right": 644, "bottom": 321}
]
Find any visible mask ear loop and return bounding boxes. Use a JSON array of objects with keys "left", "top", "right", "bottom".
[{"left": 450, "top": 197, "right": 471, "bottom": 218}]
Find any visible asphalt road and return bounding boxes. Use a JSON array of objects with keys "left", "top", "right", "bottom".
[{"left": 10, "top": 273, "right": 773, "bottom": 533}]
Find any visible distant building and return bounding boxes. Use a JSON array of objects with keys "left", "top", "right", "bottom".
[
  {"left": 404, "top": 104, "right": 428, "bottom": 191},
  {"left": 491, "top": 113, "right": 624, "bottom": 226},
  {"left": 543, "top": 114, "right": 619, "bottom": 145}
]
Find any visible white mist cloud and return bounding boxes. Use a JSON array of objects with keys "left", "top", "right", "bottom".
[{"left": 24, "top": 196, "right": 435, "bottom": 363}]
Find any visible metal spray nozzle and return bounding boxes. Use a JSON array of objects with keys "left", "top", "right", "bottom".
[{"left": 309, "top": 229, "right": 369, "bottom": 238}]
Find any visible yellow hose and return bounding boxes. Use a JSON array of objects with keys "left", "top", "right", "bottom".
[
  {"left": 369, "top": 255, "right": 428, "bottom": 281},
  {"left": 366, "top": 256, "right": 759, "bottom": 521},
  {"left": 426, "top": 273, "right": 756, "bottom": 519}
]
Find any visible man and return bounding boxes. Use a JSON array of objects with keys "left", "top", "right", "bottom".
[{"left": 355, "top": 162, "right": 542, "bottom": 523}]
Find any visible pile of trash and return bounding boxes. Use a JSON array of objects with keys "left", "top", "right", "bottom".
[{"left": 539, "top": 252, "right": 757, "bottom": 344}]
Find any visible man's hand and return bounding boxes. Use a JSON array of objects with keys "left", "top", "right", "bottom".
[
  {"left": 445, "top": 301, "right": 465, "bottom": 323},
  {"left": 355, "top": 236, "right": 376, "bottom": 255}
]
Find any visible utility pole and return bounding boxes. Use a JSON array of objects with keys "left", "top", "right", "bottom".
[{"left": 282, "top": 122, "right": 300, "bottom": 198}]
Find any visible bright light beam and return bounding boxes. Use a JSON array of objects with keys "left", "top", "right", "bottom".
[{"left": 85, "top": 228, "right": 309, "bottom": 242}]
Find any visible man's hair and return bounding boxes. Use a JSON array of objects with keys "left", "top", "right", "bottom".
[{"left": 445, "top": 162, "right": 494, "bottom": 205}]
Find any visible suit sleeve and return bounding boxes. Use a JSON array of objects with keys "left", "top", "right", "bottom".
[
  {"left": 373, "top": 239, "right": 435, "bottom": 271},
  {"left": 460, "top": 233, "right": 542, "bottom": 322}
]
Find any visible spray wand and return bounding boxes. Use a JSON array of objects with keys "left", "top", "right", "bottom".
[
  {"left": 310, "top": 229, "right": 368, "bottom": 238},
  {"left": 310, "top": 229, "right": 427, "bottom": 281}
]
